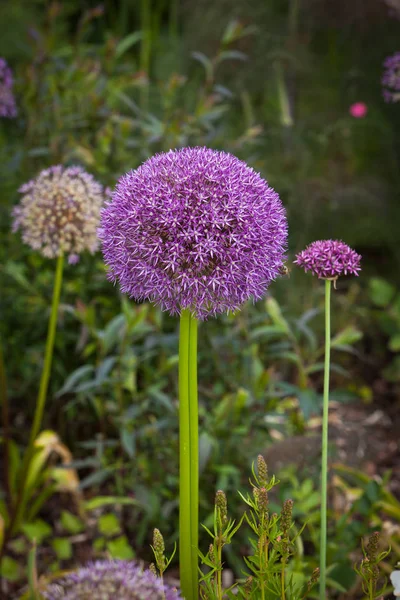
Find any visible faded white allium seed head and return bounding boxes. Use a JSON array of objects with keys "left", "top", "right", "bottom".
[{"left": 12, "top": 165, "right": 108, "bottom": 264}]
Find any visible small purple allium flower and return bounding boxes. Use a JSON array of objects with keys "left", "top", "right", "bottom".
[
  {"left": 12, "top": 165, "right": 108, "bottom": 264},
  {"left": 42, "top": 560, "right": 182, "bottom": 600},
  {"left": 294, "top": 240, "right": 361, "bottom": 280},
  {"left": 99, "top": 147, "right": 287, "bottom": 319},
  {"left": 0, "top": 57, "right": 17, "bottom": 118},
  {"left": 382, "top": 52, "right": 400, "bottom": 103}
]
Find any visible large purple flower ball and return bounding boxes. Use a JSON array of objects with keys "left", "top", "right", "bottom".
[
  {"left": 294, "top": 240, "right": 361, "bottom": 279},
  {"left": 99, "top": 147, "right": 287, "bottom": 319}
]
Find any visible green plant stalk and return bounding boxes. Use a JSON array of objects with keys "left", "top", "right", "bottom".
[
  {"left": 179, "top": 309, "right": 199, "bottom": 600},
  {"left": 13, "top": 254, "right": 64, "bottom": 533},
  {"left": 189, "top": 314, "right": 199, "bottom": 600},
  {"left": 319, "top": 279, "right": 331, "bottom": 599},
  {"left": 0, "top": 340, "right": 11, "bottom": 509},
  {"left": 140, "top": 0, "right": 151, "bottom": 110},
  {"left": 217, "top": 541, "right": 223, "bottom": 599},
  {"left": 169, "top": 0, "right": 179, "bottom": 38}
]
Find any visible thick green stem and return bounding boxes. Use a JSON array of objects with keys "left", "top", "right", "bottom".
[
  {"left": 319, "top": 279, "right": 331, "bottom": 600},
  {"left": 189, "top": 315, "right": 198, "bottom": 599},
  {"left": 179, "top": 310, "right": 199, "bottom": 600},
  {"left": 13, "top": 254, "right": 64, "bottom": 533}
]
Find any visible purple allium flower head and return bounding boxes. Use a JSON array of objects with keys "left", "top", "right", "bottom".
[
  {"left": 99, "top": 147, "right": 287, "bottom": 319},
  {"left": 294, "top": 240, "right": 361, "bottom": 280},
  {"left": 382, "top": 52, "right": 400, "bottom": 102},
  {"left": 42, "top": 560, "right": 182, "bottom": 600},
  {"left": 12, "top": 165, "right": 108, "bottom": 264},
  {"left": 0, "top": 57, "right": 17, "bottom": 118}
]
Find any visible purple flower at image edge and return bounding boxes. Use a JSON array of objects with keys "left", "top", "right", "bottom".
[
  {"left": 12, "top": 165, "right": 109, "bottom": 264},
  {"left": 382, "top": 52, "right": 400, "bottom": 102},
  {"left": 99, "top": 147, "right": 288, "bottom": 319},
  {"left": 294, "top": 240, "right": 361, "bottom": 280},
  {"left": 0, "top": 57, "right": 17, "bottom": 118},
  {"left": 42, "top": 560, "right": 182, "bottom": 600}
]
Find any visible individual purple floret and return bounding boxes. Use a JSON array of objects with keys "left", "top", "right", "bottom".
[
  {"left": 382, "top": 52, "right": 400, "bottom": 102},
  {"left": 42, "top": 559, "right": 182, "bottom": 600},
  {"left": 0, "top": 57, "right": 17, "bottom": 118},
  {"left": 294, "top": 240, "right": 361, "bottom": 280},
  {"left": 99, "top": 147, "right": 288, "bottom": 319},
  {"left": 12, "top": 165, "right": 108, "bottom": 264}
]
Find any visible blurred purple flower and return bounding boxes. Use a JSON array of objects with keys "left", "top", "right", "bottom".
[
  {"left": 42, "top": 559, "right": 182, "bottom": 600},
  {"left": 12, "top": 165, "right": 108, "bottom": 263},
  {"left": 294, "top": 240, "right": 361, "bottom": 279},
  {"left": 349, "top": 102, "right": 367, "bottom": 118},
  {"left": 99, "top": 147, "right": 287, "bottom": 319},
  {"left": 0, "top": 57, "right": 17, "bottom": 118},
  {"left": 382, "top": 52, "right": 400, "bottom": 102}
]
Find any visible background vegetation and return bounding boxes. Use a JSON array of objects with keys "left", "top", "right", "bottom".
[{"left": 0, "top": 0, "right": 399, "bottom": 598}]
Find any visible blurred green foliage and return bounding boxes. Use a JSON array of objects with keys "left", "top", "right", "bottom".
[{"left": 0, "top": 0, "right": 399, "bottom": 596}]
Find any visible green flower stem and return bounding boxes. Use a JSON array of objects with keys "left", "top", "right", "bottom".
[
  {"left": 179, "top": 309, "right": 198, "bottom": 600},
  {"left": 189, "top": 315, "right": 198, "bottom": 600},
  {"left": 13, "top": 253, "right": 64, "bottom": 533},
  {"left": 0, "top": 340, "right": 11, "bottom": 509},
  {"left": 319, "top": 279, "right": 331, "bottom": 599},
  {"left": 140, "top": 0, "right": 151, "bottom": 110}
]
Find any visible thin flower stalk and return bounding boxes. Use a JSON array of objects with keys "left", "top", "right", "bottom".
[
  {"left": 12, "top": 254, "right": 64, "bottom": 534},
  {"left": 294, "top": 239, "right": 361, "bottom": 600}
]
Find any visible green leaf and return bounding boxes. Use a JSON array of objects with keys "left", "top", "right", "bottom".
[
  {"left": 115, "top": 31, "right": 143, "bottom": 58},
  {"left": 84, "top": 496, "right": 139, "bottom": 511},
  {"left": 331, "top": 326, "right": 363, "bottom": 348},
  {"left": 265, "top": 297, "right": 291, "bottom": 334},
  {"left": 368, "top": 277, "right": 396, "bottom": 307},
  {"left": 199, "top": 432, "right": 214, "bottom": 473},
  {"left": 99, "top": 513, "right": 121, "bottom": 537},
  {"left": 52, "top": 537, "right": 72, "bottom": 560},
  {"left": 0, "top": 556, "right": 20, "bottom": 581},
  {"left": 389, "top": 333, "right": 400, "bottom": 352},
  {"left": 98, "top": 314, "right": 126, "bottom": 353},
  {"left": 106, "top": 535, "right": 135, "bottom": 559},
  {"left": 22, "top": 519, "right": 52, "bottom": 543},
  {"left": 121, "top": 428, "right": 136, "bottom": 458},
  {"left": 60, "top": 511, "right": 84, "bottom": 534},
  {"left": 191, "top": 51, "right": 213, "bottom": 80},
  {"left": 56, "top": 365, "right": 94, "bottom": 397}
]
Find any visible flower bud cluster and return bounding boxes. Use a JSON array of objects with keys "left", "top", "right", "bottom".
[{"left": 12, "top": 165, "right": 108, "bottom": 264}]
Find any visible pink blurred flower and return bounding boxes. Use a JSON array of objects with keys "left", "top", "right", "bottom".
[{"left": 349, "top": 102, "right": 368, "bottom": 118}]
